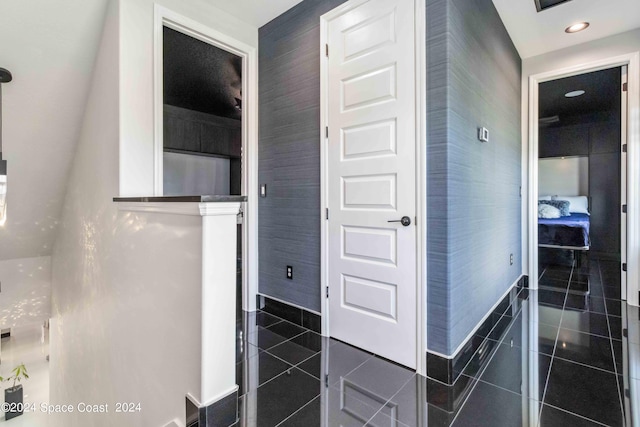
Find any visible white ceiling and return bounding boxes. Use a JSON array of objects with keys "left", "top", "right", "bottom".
[
  {"left": 492, "top": 0, "right": 640, "bottom": 58},
  {"left": 209, "top": 0, "right": 305, "bottom": 28},
  {"left": 0, "top": 0, "right": 109, "bottom": 260}
]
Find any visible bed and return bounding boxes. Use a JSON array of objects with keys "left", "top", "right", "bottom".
[
  {"left": 538, "top": 196, "right": 591, "bottom": 280},
  {"left": 538, "top": 212, "right": 590, "bottom": 250}
]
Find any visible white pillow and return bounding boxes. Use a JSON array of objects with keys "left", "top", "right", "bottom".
[
  {"left": 556, "top": 196, "right": 589, "bottom": 214},
  {"left": 538, "top": 195, "right": 552, "bottom": 201},
  {"left": 539, "top": 204, "right": 561, "bottom": 219}
]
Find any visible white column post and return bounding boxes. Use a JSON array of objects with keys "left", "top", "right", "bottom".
[{"left": 199, "top": 202, "right": 241, "bottom": 406}]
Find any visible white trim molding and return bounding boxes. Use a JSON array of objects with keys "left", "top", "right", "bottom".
[
  {"left": 319, "top": 0, "right": 428, "bottom": 373},
  {"left": 153, "top": 5, "right": 259, "bottom": 312},
  {"left": 117, "top": 201, "right": 242, "bottom": 217},
  {"left": 118, "top": 202, "right": 204, "bottom": 216},
  {"left": 527, "top": 52, "right": 640, "bottom": 307}
]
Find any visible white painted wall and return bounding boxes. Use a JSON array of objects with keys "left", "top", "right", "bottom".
[
  {"left": 119, "top": 0, "right": 258, "bottom": 196},
  {"left": 0, "top": 256, "right": 51, "bottom": 329},
  {"left": 521, "top": 28, "right": 640, "bottom": 276},
  {"left": 50, "top": 1, "right": 204, "bottom": 425},
  {"left": 538, "top": 157, "right": 588, "bottom": 197},
  {"left": 0, "top": 0, "right": 108, "bottom": 261}
]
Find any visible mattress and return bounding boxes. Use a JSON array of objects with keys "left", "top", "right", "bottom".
[{"left": 538, "top": 213, "right": 590, "bottom": 248}]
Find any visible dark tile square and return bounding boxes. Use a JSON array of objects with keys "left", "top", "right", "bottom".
[
  {"left": 539, "top": 276, "right": 569, "bottom": 291},
  {"left": 542, "top": 267, "right": 572, "bottom": 282},
  {"left": 479, "top": 343, "right": 551, "bottom": 400},
  {"left": 236, "top": 351, "right": 292, "bottom": 395},
  {"left": 605, "top": 298, "right": 622, "bottom": 317},
  {"left": 554, "top": 328, "right": 615, "bottom": 372},
  {"left": 265, "top": 320, "right": 306, "bottom": 339},
  {"left": 427, "top": 403, "right": 457, "bottom": 426},
  {"left": 539, "top": 290, "right": 566, "bottom": 308},
  {"left": 201, "top": 389, "right": 238, "bottom": 427},
  {"left": 275, "top": 397, "right": 322, "bottom": 427},
  {"left": 280, "top": 380, "right": 386, "bottom": 427},
  {"left": 544, "top": 358, "right": 623, "bottom": 426},
  {"left": 267, "top": 332, "right": 323, "bottom": 365},
  {"left": 236, "top": 339, "right": 260, "bottom": 364},
  {"left": 568, "top": 280, "right": 590, "bottom": 294},
  {"left": 608, "top": 315, "right": 623, "bottom": 341},
  {"left": 302, "top": 311, "right": 322, "bottom": 333},
  {"left": 603, "top": 285, "right": 622, "bottom": 300},
  {"left": 298, "top": 339, "right": 371, "bottom": 385},
  {"left": 344, "top": 357, "right": 415, "bottom": 401},
  {"left": 560, "top": 311, "right": 611, "bottom": 338},
  {"left": 368, "top": 374, "right": 427, "bottom": 427},
  {"left": 253, "top": 311, "right": 283, "bottom": 328},
  {"left": 564, "top": 295, "right": 606, "bottom": 315},
  {"left": 246, "top": 327, "right": 290, "bottom": 351},
  {"left": 261, "top": 297, "right": 302, "bottom": 326},
  {"left": 536, "top": 323, "right": 559, "bottom": 356},
  {"left": 240, "top": 367, "right": 320, "bottom": 427},
  {"left": 538, "top": 305, "right": 564, "bottom": 327},
  {"left": 451, "top": 381, "right": 530, "bottom": 427},
  {"left": 612, "top": 339, "right": 623, "bottom": 373},
  {"left": 539, "top": 404, "right": 603, "bottom": 426},
  {"left": 571, "top": 272, "right": 590, "bottom": 284}
]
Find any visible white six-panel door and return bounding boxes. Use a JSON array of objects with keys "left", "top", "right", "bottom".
[{"left": 325, "top": 0, "right": 417, "bottom": 368}]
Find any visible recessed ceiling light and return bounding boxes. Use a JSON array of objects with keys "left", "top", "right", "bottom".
[
  {"left": 565, "top": 22, "right": 589, "bottom": 33},
  {"left": 565, "top": 90, "right": 585, "bottom": 98}
]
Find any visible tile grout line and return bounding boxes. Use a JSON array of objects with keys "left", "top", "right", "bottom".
[
  {"left": 237, "top": 310, "right": 320, "bottom": 395},
  {"left": 440, "top": 287, "right": 526, "bottom": 389},
  {"left": 278, "top": 353, "right": 388, "bottom": 426},
  {"left": 447, "top": 299, "right": 529, "bottom": 427},
  {"left": 542, "top": 401, "right": 611, "bottom": 427},
  {"left": 598, "top": 259, "right": 627, "bottom": 422},
  {"left": 437, "top": 289, "right": 530, "bottom": 426},
  {"left": 362, "top": 373, "right": 418, "bottom": 426},
  {"left": 273, "top": 394, "right": 319, "bottom": 427},
  {"left": 471, "top": 375, "right": 610, "bottom": 426},
  {"left": 538, "top": 259, "right": 574, "bottom": 425}
]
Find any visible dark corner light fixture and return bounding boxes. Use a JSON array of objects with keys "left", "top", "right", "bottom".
[
  {"left": 0, "top": 67, "right": 13, "bottom": 226},
  {"left": 565, "top": 22, "right": 590, "bottom": 33}
]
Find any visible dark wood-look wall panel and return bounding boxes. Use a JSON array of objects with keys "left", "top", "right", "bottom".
[
  {"left": 164, "top": 114, "right": 201, "bottom": 152},
  {"left": 589, "top": 152, "right": 621, "bottom": 255},
  {"left": 258, "top": 0, "right": 347, "bottom": 312},
  {"left": 539, "top": 125, "right": 589, "bottom": 158},
  {"left": 427, "top": 0, "right": 522, "bottom": 355}
]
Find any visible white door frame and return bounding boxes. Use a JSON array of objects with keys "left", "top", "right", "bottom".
[
  {"left": 153, "top": 5, "right": 259, "bottom": 311},
  {"left": 527, "top": 52, "right": 640, "bottom": 307},
  {"left": 319, "top": 0, "right": 428, "bottom": 375}
]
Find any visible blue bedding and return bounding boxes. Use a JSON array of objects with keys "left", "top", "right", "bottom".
[{"left": 538, "top": 213, "right": 590, "bottom": 248}]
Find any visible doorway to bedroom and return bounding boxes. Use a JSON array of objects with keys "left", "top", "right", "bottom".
[{"left": 536, "top": 66, "right": 627, "bottom": 301}]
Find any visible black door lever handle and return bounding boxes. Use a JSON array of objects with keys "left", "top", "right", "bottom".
[{"left": 388, "top": 216, "right": 411, "bottom": 226}]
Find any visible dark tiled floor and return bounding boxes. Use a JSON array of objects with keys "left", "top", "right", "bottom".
[{"left": 232, "top": 258, "right": 637, "bottom": 426}]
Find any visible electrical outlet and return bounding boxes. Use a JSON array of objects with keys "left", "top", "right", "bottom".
[
  {"left": 286, "top": 266, "right": 293, "bottom": 280},
  {"left": 510, "top": 253, "right": 514, "bottom": 265}
]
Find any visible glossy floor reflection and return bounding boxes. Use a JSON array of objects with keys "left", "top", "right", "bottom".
[{"left": 234, "top": 259, "right": 639, "bottom": 426}]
